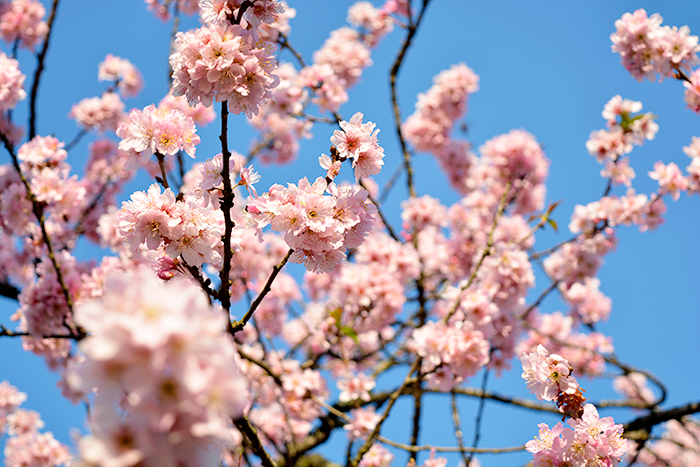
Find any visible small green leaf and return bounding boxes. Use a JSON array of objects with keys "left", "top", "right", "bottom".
[
  {"left": 330, "top": 308, "right": 342, "bottom": 328},
  {"left": 547, "top": 218, "right": 558, "bottom": 232},
  {"left": 341, "top": 326, "right": 359, "bottom": 343}
]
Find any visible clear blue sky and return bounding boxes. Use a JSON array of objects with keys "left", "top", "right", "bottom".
[{"left": 1, "top": 1, "right": 699, "bottom": 466}]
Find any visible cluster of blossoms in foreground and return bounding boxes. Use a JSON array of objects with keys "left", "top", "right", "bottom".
[
  {"left": 68, "top": 269, "right": 248, "bottom": 467},
  {"left": 521, "top": 345, "right": 628, "bottom": 466}
]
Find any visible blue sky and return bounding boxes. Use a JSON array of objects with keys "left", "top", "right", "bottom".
[{"left": 1, "top": 1, "right": 699, "bottom": 466}]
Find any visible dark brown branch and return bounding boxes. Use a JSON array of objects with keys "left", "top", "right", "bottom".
[
  {"left": 29, "top": 0, "right": 60, "bottom": 139},
  {"left": 234, "top": 416, "right": 276, "bottom": 467},
  {"left": 519, "top": 279, "right": 560, "bottom": 321},
  {"left": 156, "top": 152, "right": 170, "bottom": 189},
  {"left": 624, "top": 401, "right": 700, "bottom": 434},
  {"left": 218, "top": 101, "right": 236, "bottom": 315},
  {"left": 0, "top": 281, "right": 20, "bottom": 301}
]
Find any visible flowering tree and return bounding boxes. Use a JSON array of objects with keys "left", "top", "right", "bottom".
[{"left": 0, "top": 1, "right": 699, "bottom": 467}]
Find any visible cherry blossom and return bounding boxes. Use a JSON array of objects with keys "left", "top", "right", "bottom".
[{"left": 0, "top": 51, "right": 26, "bottom": 113}]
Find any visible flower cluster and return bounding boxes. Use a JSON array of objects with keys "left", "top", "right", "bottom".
[
  {"left": 116, "top": 183, "right": 228, "bottom": 267},
  {"left": 0, "top": 51, "right": 26, "bottom": 113},
  {"left": 526, "top": 404, "right": 627, "bottom": 467},
  {"left": 117, "top": 104, "right": 200, "bottom": 170},
  {"left": 520, "top": 344, "right": 579, "bottom": 402},
  {"left": 569, "top": 190, "right": 667, "bottom": 234},
  {"left": 314, "top": 27, "right": 372, "bottom": 88},
  {"left": 170, "top": 21, "right": 280, "bottom": 118},
  {"left": 521, "top": 345, "right": 627, "bottom": 465},
  {"left": 69, "top": 268, "right": 248, "bottom": 467},
  {"left": 519, "top": 312, "right": 613, "bottom": 378},
  {"left": 199, "top": 0, "right": 286, "bottom": 29},
  {"left": 347, "top": 1, "right": 394, "bottom": 47},
  {"left": 479, "top": 129, "right": 549, "bottom": 214},
  {"left": 145, "top": 0, "right": 199, "bottom": 21},
  {"left": 69, "top": 92, "right": 125, "bottom": 133},
  {"left": 683, "top": 136, "right": 700, "bottom": 194},
  {"left": 586, "top": 96, "right": 657, "bottom": 180},
  {"left": 613, "top": 372, "right": 655, "bottom": 405},
  {"left": 611, "top": 9, "right": 700, "bottom": 82},
  {"left": 0, "top": 0, "right": 47, "bottom": 50},
  {"left": 329, "top": 111, "right": 385, "bottom": 181},
  {"left": 403, "top": 63, "right": 479, "bottom": 193},
  {"left": 1, "top": 381, "right": 71, "bottom": 467},
  {"left": 247, "top": 177, "right": 377, "bottom": 273},
  {"left": 98, "top": 54, "right": 144, "bottom": 98},
  {"left": 408, "top": 320, "right": 490, "bottom": 390}
]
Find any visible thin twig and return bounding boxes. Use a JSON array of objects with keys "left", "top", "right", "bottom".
[
  {"left": 358, "top": 179, "right": 399, "bottom": 242},
  {"left": 389, "top": 0, "right": 432, "bottom": 199},
  {"left": 278, "top": 33, "right": 306, "bottom": 68},
  {"left": 466, "top": 370, "right": 490, "bottom": 466},
  {"left": 377, "top": 437, "right": 525, "bottom": 454},
  {"left": 451, "top": 391, "right": 470, "bottom": 467},
  {"left": 230, "top": 248, "right": 293, "bottom": 335},
  {"left": 29, "top": 0, "right": 60, "bottom": 139}
]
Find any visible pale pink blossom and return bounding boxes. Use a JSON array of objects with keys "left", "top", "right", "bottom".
[
  {"left": 649, "top": 161, "right": 689, "bottom": 200},
  {"left": 337, "top": 373, "right": 376, "bottom": 402},
  {"left": 159, "top": 92, "right": 216, "bottom": 127},
  {"left": 117, "top": 104, "right": 200, "bottom": 169},
  {"left": 170, "top": 21, "right": 280, "bottom": 118},
  {"left": 0, "top": 51, "right": 26, "bottom": 113},
  {"left": 0, "top": 0, "right": 47, "bottom": 50},
  {"left": 98, "top": 54, "right": 144, "bottom": 98},
  {"left": 70, "top": 268, "right": 248, "bottom": 466},
  {"left": 613, "top": 372, "right": 656, "bottom": 405},
  {"left": 314, "top": 27, "right": 372, "bottom": 87},
  {"left": 69, "top": 93, "right": 125, "bottom": 133},
  {"left": 520, "top": 344, "right": 579, "bottom": 402},
  {"left": 344, "top": 407, "right": 380, "bottom": 440},
  {"left": 611, "top": 9, "right": 700, "bottom": 81},
  {"left": 358, "top": 443, "right": 394, "bottom": 467}
]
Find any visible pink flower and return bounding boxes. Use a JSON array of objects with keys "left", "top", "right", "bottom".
[
  {"left": 0, "top": 52, "right": 26, "bottom": 113},
  {"left": 337, "top": 373, "right": 376, "bottom": 402},
  {"left": 98, "top": 54, "right": 144, "bottom": 98},
  {"left": 649, "top": 161, "right": 689, "bottom": 201},
  {"left": 331, "top": 112, "right": 385, "bottom": 180},
  {"left": 239, "top": 164, "right": 261, "bottom": 197},
  {"left": 344, "top": 407, "right": 381, "bottom": 440},
  {"left": 170, "top": 21, "right": 280, "bottom": 118},
  {"left": 0, "top": 0, "right": 47, "bottom": 51},
  {"left": 69, "top": 93, "right": 125, "bottom": 133},
  {"left": 117, "top": 104, "right": 200, "bottom": 169},
  {"left": 520, "top": 344, "right": 579, "bottom": 401},
  {"left": 314, "top": 27, "right": 372, "bottom": 88}
]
